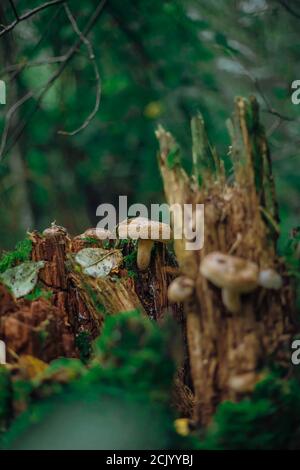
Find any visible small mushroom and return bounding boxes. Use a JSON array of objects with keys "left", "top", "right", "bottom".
[
  {"left": 0, "top": 340, "right": 6, "bottom": 365},
  {"left": 258, "top": 269, "right": 282, "bottom": 290},
  {"left": 81, "top": 228, "right": 113, "bottom": 240},
  {"left": 200, "top": 252, "right": 259, "bottom": 313},
  {"left": 118, "top": 217, "right": 172, "bottom": 271},
  {"left": 228, "top": 371, "right": 264, "bottom": 394},
  {"left": 43, "top": 221, "right": 67, "bottom": 238},
  {"left": 168, "top": 276, "right": 195, "bottom": 303}
]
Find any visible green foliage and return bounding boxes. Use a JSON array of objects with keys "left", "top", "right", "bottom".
[
  {"left": 123, "top": 249, "right": 138, "bottom": 276},
  {"left": 0, "top": 0, "right": 299, "bottom": 253},
  {"left": 91, "top": 310, "right": 176, "bottom": 398},
  {"left": 75, "top": 331, "right": 92, "bottom": 363},
  {"left": 0, "top": 311, "right": 185, "bottom": 450},
  {"left": 24, "top": 286, "right": 53, "bottom": 302},
  {"left": 200, "top": 373, "right": 300, "bottom": 450},
  {"left": 166, "top": 144, "right": 181, "bottom": 169},
  {"left": 0, "top": 239, "right": 32, "bottom": 274},
  {"left": 282, "top": 227, "right": 300, "bottom": 310},
  {"left": 82, "top": 237, "right": 100, "bottom": 245},
  {"left": 0, "top": 368, "right": 11, "bottom": 432},
  {"left": 284, "top": 227, "right": 300, "bottom": 279}
]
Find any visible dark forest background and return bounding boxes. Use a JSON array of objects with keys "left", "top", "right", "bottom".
[{"left": 0, "top": 0, "right": 299, "bottom": 252}]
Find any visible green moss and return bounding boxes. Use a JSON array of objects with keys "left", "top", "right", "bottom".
[
  {"left": 166, "top": 144, "right": 181, "bottom": 169},
  {"left": 75, "top": 331, "right": 92, "bottom": 364},
  {"left": 0, "top": 312, "right": 185, "bottom": 450},
  {"left": 83, "top": 282, "right": 107, "bottom": 316},
  {"left": 25, "top": 286, "right": 53, "bottom": 302},
  {"left": 102, "top": 239, "right": 111, "bottom": 249},
  {"left": 123, "top": 249, "right": 137, "bottom": 272},
  {"left": 118, "top": 239, "right": 130, "bottom": 249},
  {"left": 91, "top": 310, "right": 176, "bottom": 399},
  {"left": 0, "top": 367, "right": 11, "bottom": 432},
  {"left": 12, "top": 380, "right": 33, "bottom": 414},
  {"left": 0, "top": 238, "right": 32, "bottom": 274},
  {"left": 127, "top": 270, "right": 138, "bottom": 279},
  {"left": 83, "top": 237, "right": 99, "bottom": 245},
  {"left": 200, "top": 372, "right": 300, "bottom": 450}
]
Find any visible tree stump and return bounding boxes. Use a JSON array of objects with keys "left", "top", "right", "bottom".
[
  {"left": 1, "top": 225, "right": 181, "bottom": 364},
  {"left": 156, "top": 96, "right": 296, "bottom": 425}
]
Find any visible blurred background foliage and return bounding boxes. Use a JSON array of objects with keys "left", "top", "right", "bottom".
[{"left": 0, "top": 0, "right": 299, "bottom": 253}]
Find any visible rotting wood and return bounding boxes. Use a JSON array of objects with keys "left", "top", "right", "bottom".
[{"left": 156, "top": 96, "right": 296, "bottom": 425}]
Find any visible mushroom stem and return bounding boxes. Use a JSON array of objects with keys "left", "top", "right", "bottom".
[
  {"left": 137, "top": 239, "right": 154, "bottom": 271},
  {"left": 0, "top": 340, "right": 6, "bottom": 365},
  {"left": 222, "top": 288, "right": 241, "bottom": 313}
]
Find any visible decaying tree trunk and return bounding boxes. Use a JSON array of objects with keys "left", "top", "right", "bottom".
[
  {"left": 156, "top": 96, "right": 296, "bottom": 425},
  {"left": 0, "top": 225, "right": 181, "bottom": 363}
]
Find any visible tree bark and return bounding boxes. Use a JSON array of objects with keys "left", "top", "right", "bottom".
[{"left": 156, "top": 96, "right": 296, "bottom": 425}]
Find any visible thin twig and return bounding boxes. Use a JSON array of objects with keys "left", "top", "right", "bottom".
[
  {"left": 253, "top": 77, "right": 293, "bottom": 122},
  {"left": 0, "top": 91, "right": 34, "bottom": 159},
  {"left": 0, "top": 0, "right": 107, "bottom": 160},
  {"left": 0, "top": 0, "right": 65, "bottom": 38},
  {"left": 278, "top": 0, "right": 300, "bottom": 19},
  {"left": 58, "top": 3, "right": 101, "bottom": 136},
  {"left": 0, "top": 56, "right": 67, "bottom": 76},
  {"left": 8, "top": 0, "right": 19, "bottom": 21},
  {"left": 225, "top": 48, "right": 293, "bottom": 122}
]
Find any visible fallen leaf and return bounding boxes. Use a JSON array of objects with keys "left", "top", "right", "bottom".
[{"left": 0, "top": 261, "right": 45, "bottom": 298}]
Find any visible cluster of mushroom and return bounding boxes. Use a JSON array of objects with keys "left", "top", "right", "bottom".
[
  {"left": 167, "top": 251, "right": 282, "bottom": 313},
  {"left": 73, "top": 217, "right": 283, "bottom": 315},
  {"left": 75, "top": 217, "right": 172, "bottom": 272},
  {"left": 199, "top": 252, "right": 282, "bottom": 313}
]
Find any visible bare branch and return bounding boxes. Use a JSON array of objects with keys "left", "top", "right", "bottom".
[
  {"left": 0, "top": 91, "right": 34, "bottom": 159},
  {"left": 0, "top": 0, "right": 107, "bottom": 160},
  {"left": 278, "top": 0, "right": 300, "bottom": 19},
  {"left": 8, "top": 0, "right": 19, "bottom": 21},
  {"left": 252, "top": 77, "right": 293, "bottom": 122},
  {"left": 0, "top": 56, "right": 67, "bottom": 76},
  {"left": 58, "top": 3, "right": 101, "bottom": 136},
  {"left": 225, "top": 48, "right": 293, "bottom": 123},
  {"left": 0, "top": 0, "right": 65, "bottom": 38}
]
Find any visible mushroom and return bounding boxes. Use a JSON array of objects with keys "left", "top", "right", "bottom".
[
  {"left": 228, "top": 371, "right": 264, "bottom": 394},
  {"left": 81, "top": 228, "right": 113, "bottom": 240},
  {"left": 200, "top": 252, "right": 259, "bottom": 313},
  {"left": 43, "top": 221, "right": 67, "bottom": 237},
  {"left": 118, "top": 217, "right": 172, "bottom": 271},
  {"left": 168, "top": 276, "right": 195, "bottom": 303},
  {"left": 258, "top": 269, "right": 282, "bottom": 290},
  {"left": 200, "top": 252, "right": 283, "bottom": 313},
  {"left": 0, "top": 340, "right": 6, "bottom": 365}
]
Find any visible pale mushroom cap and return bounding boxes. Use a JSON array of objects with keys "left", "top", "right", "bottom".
[
  {"left": 82, "top": 228, "right": 113, "bottom": 240},
  {"left": 258, "top": 269, "right": 282, "bottom": 290},
  {"left": 43, "top": 223, "right": 67, "bottom": 237},
  {"left": 200, "top": 252, "right": 259, "bottom": 293},
  {"left": 118, "top": 217, "right": 172, "bottom": 241},
  {"left": 168, "top": 276, "right": 195, "bottom": 303}
]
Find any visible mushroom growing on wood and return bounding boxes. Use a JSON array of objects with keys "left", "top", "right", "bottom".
[
  {"left": 118, "top": 217, "right": 172, "bottom": 271},
  {"left": 200, "top": 252, "right": 283, "bottom": 313},
  {"left": 258, "top": 268, "right": 283, "bottom": 290},
  {"left": 43, "top": 222, "right": 67, "bottom": 237},
  {"left": 168, "top": 276, "right": 195, "bottom": 303},
  {"left": 81, "top": 228, "right": 113, "bottom": 240},
  {"left": 200, "top": 252, "right": 259, "bottom": 313}
]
